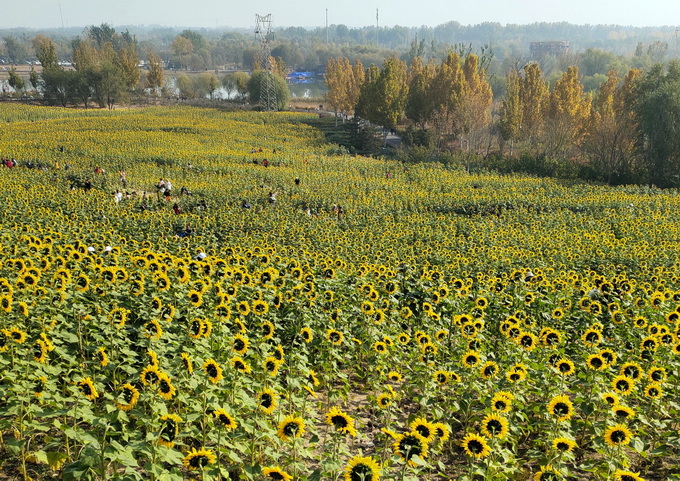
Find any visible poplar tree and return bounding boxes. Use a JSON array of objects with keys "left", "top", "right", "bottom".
[
  {"left": 585, "top": 69, "right": 640, "bottom": 184},
  {"left": 519, "top": 62, "right": 548, "bottom": 142},
  {"left": 545, "top": 66, "right": 591, "bottom": 159},
  {"left": 499, "top": 69, "right": 522, "bottom": 155}
]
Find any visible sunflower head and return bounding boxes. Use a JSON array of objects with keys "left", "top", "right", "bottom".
[
  {"left": 461, "top": 432, "right": 491, "bottom": 459},
  {"left": 344, "top": 455, "right": 381, "bottom": 481},
  {"left": 393, "top": 432, "right": 429, "bottom": 466},
  {"left": 277, "top": 416, "right": 305, "bottom": 441}
]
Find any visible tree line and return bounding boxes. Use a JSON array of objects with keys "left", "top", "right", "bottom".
[{"left": 325, "top": 54, "right": 680, "bottom": 188}]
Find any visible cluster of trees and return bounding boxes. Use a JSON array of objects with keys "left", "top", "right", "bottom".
[
  {"left": 325, "top": 50, "right": 680, "bottom": 187},
  {"left": 498, "top": 61, "right": 680, "bottom": 187},
  {"left": 4, "top": 21, "right": 679, "bottom": 83},
  {"left": 325, "top": 52, "right": 493, "bottom": 156},
  {"left": 32, "top": 25, "right": 159, "bottom": 109}
]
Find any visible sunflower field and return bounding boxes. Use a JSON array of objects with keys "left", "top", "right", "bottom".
[{"left": 1, "top": 104, "right": 679, "bottom": 481}]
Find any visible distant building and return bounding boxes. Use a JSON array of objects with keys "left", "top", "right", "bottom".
[{"left": 530, "top": 41, "right": 570, "bottom": 57}]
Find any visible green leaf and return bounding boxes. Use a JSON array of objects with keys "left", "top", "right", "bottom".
[{"left": 307, "top": 469, "right": 322, "bottom": 481}]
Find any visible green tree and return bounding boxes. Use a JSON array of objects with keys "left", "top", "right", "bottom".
[
  {"left": 177, "top": 74, "right": 198, "bottom": 99},
  {"left": 356, "top": 57, "right": 408, "bottom": 132},
  {"left": 233, "top": 71, "right": 250, "bottom": 100},
  {"left": 119, "top": 46, "right": 140, "bottom": 90},
  {"left": 41, "top": 69, "right": 75, "bottom": 107},
  {"left": 146, "top": 52, "right": 164, "bottom": 95},
  {"left": 544, "top": 66, "right": 591, "bottom": 159},
  {"left": 8, "top": 68, "right": 25, "bottom": 92},
  {"left": 171, "top": 36, "right": 193, "bottom": 70},
  {"left": 222, "top": 73, "right": 236, "bottom": 99},
  {"left": 585, "top": 69, "right": 640, "bottom": 184},
  {"left": 29, "top": 68, "right": 40, "bottom": 91},
  {"left": 3, "top": 36, "right": 29, "bottom": 64},
  {"left": 247, "top": 70, "right": 290, "bottom": 111},
  {"left": 634, "top": 62, "right": 680, "bottom": 187},
  {"left": 405, "top": 57, "right": 436, "bottom": 129},
  {"left": 33, "top": 35, "right": 59, "bottom": 71},
  {"left": 199, "top": 72, "right": 220, "bottom": 99},
  {"left": 429, "top": 52, "right": 467, "bottom": 148},
  {"left": 499, "top": 69, "right": 522, "bottom": 155},
  {"left": 460, "top": 53, "right": 493, "bottom": 156},
  {"left": 519, "top": 62, "right": 549, "bottom": 142}
]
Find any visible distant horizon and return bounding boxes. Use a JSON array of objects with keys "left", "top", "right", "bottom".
[{"left": 1, "top": 0, "right": 680, "bottom": 31}]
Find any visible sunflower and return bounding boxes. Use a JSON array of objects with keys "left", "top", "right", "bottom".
[
  {"left": 188, "top": 319, "right": 203, "bottom": 339},
  {"left": 264, "top": 356, "right": 282, "bottom": 377},
  {"left": 552, "top": 437, "right": 577, "bottom": 453},
  {"left": 586, "top": 354, "right": 606, "bottom": 371},
  {"left": 213, "top": 408, "right": 238, "bottom": 431},
  {"left": 554, "top": 358, "right": 575, "bottom": 376},
  {"left": 611, "top": 375, "right": 634, "bottom": 396},
  {"left": 582, "top": 328, "right": 602, "bottom": 347},
  {"left": 480, "top": 413, "right": 509, "bottom": 439},
  {"left": 393, "top": 432, "right": 429, "bottom": 466},
  {"left": 200, "top": 319, "right": 213, "bottom": 338},
  {"left": 277, "top": 416, "right": 305, "bottom": 441},
  {"left": 157, "top": 373, "right": 176, "bottom": 400},
  {"left": 613, "top": 469, "right": 645, "bottom": 481},
  {"left": 186, "top": 289, "right": 202, "bottom": 307},
  {"left": 235, "top": 301, "right": 250, "bottom": 317},
  {"left": 599, "top": 348, "right": 617, "bottom": 366},
  {"left": 300, "top": 327, "right": 313, "bottom": 343},
  {"left": 307, "top": 369, "right": 320, "bottom": 387},
  {"left": 547, "top": 394, "right": 574, "bottom": 422},
  {"left": 258, "top": 388, "right": 278, "bottom": 414},
  {"left": 147, "top": 349, "right": 160, "bottom": 367},
  {"left": 612, "top": 404, "right": 635, "bottom": 420},
  {"left": 182, "top": 448, "right": 216, "bottom": 470},
  {"left": 491, "top": 393, "right": 512, "bottom": 413},
  {"left": 140, "top": 365, "right": 161, "bottom": 386},
  {"left": 180, "top": 352, "right": 194, "bottom": 374},
  {"left": 327, "top": 329, "right": 344, "bottom": 346},
  {"left": 8, "top": 327, "right": 27, "bottom": 344},
  {"left": 480, "top": 361, "right": 499, "bottom": 379},
  {"left": 77, "top": 377, "right": 99, "bottom": 401},
  {"left": 461, "top": 433, "right": 491, "bottom": 459},
  {"left": 432, "top": 422, "right": 450, "bottom": 442},
  {"left": 262, "top": 466, "right": 293, "bottom": 481},
  {"left": 534, "top": 465, "right": 561, "bottom": 481},
  {"left": 377, "top": 393, "right": 393, "bottom": 409},
  {"left": 33, "top": 340, "right": 48, "bottom": 363},
  {"left": 326, "top": 407, "right": 357, "bottom": 436},
  {"left": 373, "top": 341, "right": 388, "bottom": 354},
  {"left": 431, "top": 369, "right": 449, "bottom": 385},
  {"left": 343, "top": 455, "right": 381, "bottom": 481},
  {"left": 519, "top": 332, "right": 538, "bottom": 350},
  {"left": 602, "top": 392, "right": 619, "bottom": 405},
  {"left": 644, "top": 382, "right": 663, "bottom": 399},
  {"left": 34, "top": 376, "right": 47, "bottom": 398},
  {"left": 506, "top": 368, "right": 526, "bottom": 383},
  {"left": 158, "top": 414, "right": 181, "bottom": 448},
  {"left": 397, "top": 332, "right": 410, "bottom": 344},
  {"left": 230, "top": 356, "right": 251, "bottom": 374},
  {"left": 409, "top": 418, "right": 437, "bottom": 443},
  {"left": 233, "top": 333, "right": 250, "bottom": 355},
  {"left": 620, "top": 362, "right": 644, "bottom": 381},
  {"left": 462, "top": 350, "right": 481, "bottom": 368},
  {"left": 203, "top": 359, "right": 223, "bottom": 384},
  {"left": 261, "top": 321, "right": 275, "bottom": 339},
  {"left": 116, "top": 383, "right": 140, "bottom": 411},
  {"left": 604, "top": 423, "right": 633, "bottom": 447}
]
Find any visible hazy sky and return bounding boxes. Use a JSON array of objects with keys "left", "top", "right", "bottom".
[{"left": 1, "top": 0, "right": 678, "bottom": 30}]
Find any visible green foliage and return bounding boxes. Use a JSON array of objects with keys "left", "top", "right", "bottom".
[{"left": 247, "top": 70, "right": 290, "bottom": 111}]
